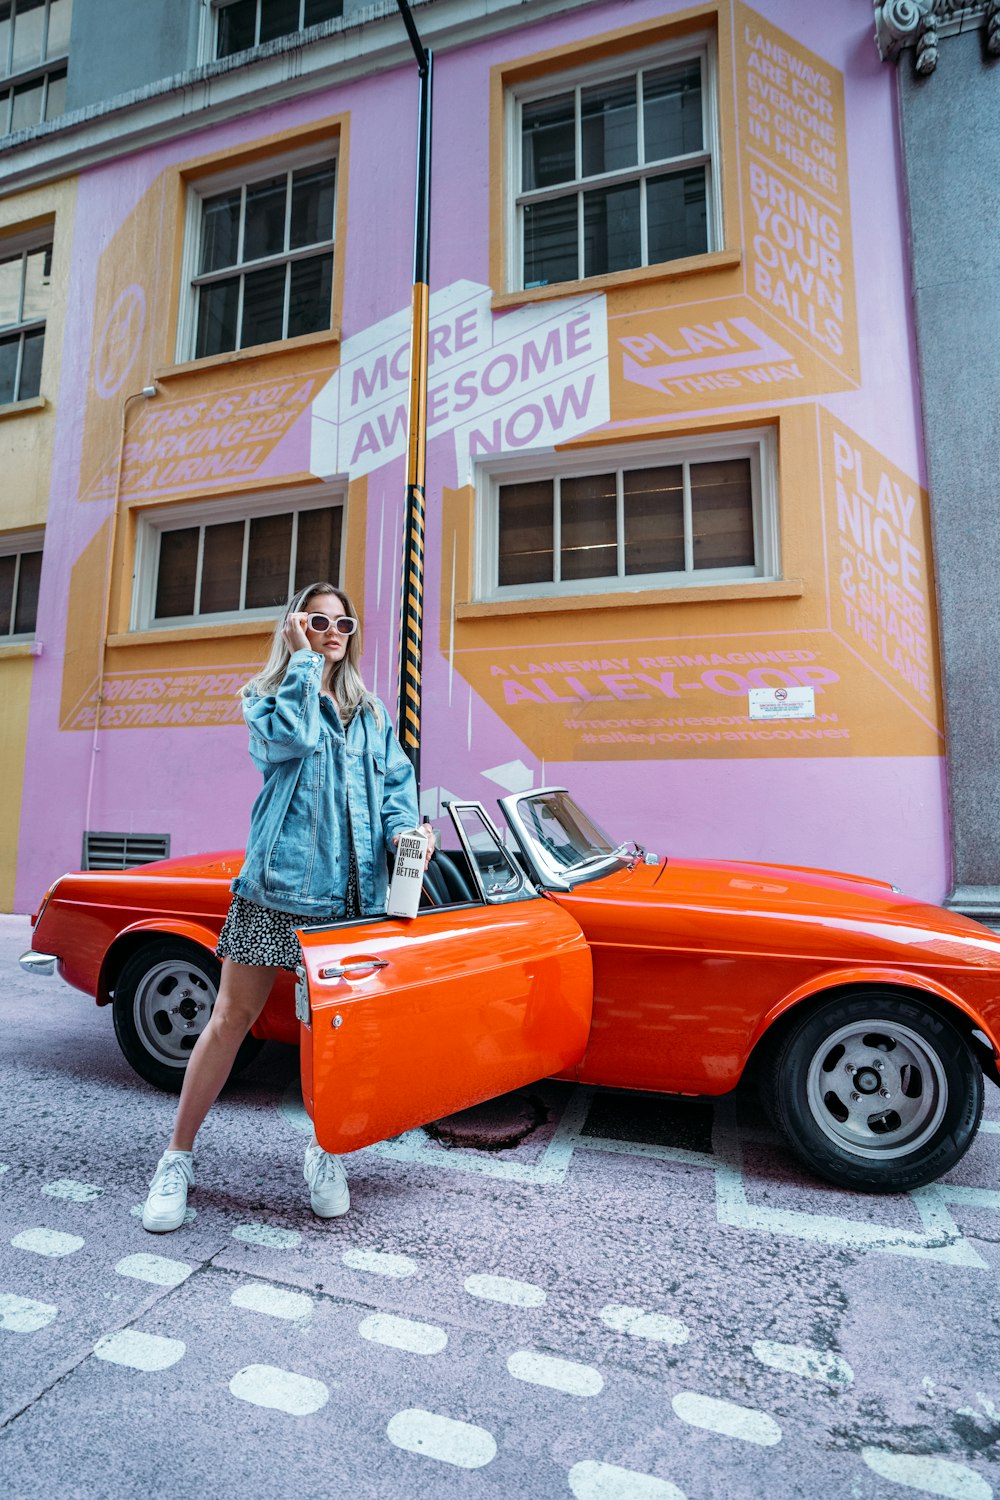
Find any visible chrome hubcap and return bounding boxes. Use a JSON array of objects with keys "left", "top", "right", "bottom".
[
  {"left": 132, "top": 959, "right": 216, "bottom": 1069},
  {"left": 805, "top": 1019, "right": 948, "bottom": 1160}
]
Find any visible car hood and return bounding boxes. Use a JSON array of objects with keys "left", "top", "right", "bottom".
[
  {"left": 553, "top": 854, "right": 1000, "bottom": 971},
  {"left": 644, "top": 852, "right": 1000, "bottom": 954}
]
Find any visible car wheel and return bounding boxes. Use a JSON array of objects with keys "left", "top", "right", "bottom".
[
  {"left": 765, "top": 990, "right": 983, "bottom": 1192},
  {"left": 112, "top": 938, "right": 263, "bottom": 1093}
]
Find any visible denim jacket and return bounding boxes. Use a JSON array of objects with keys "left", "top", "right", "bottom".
[{"left": 231, "top": 649, "right": 418, "bottom": 917}]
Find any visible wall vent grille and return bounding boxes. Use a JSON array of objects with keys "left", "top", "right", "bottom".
[{"left": 82, "top": 832, "right": 171, "bottom": 871}]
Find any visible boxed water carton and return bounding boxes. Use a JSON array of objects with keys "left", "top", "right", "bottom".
[{"left": 386, "top": 827, "right": 430, "bottom": 918}]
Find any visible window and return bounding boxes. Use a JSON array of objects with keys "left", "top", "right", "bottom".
[
  {"left": 0, "top": 0, "right": 71, "bottom": 135},
  {"left": 0, "top": 532, "right": 43, "bottom": 637},
  {"left": 478, "top": 432, "right": 776, "bottom": 601},
  {"left": 134, "top": 493, "right": 344, "bottom": 628},
  {"left": 510, "top": 37, "right": 719, "bottom": 290},
  {"left": 214, "top": 0, "right": 343, "bottom": 59},
  {"left": 0, "top": 230, "right": 51, "bottom": 403},
  {"left": 184, "top": 149, "right": 336, "bottom": 360}
]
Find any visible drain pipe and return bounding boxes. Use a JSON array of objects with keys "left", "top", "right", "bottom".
[{"left": 83, "top": 383, "right": 158, "bottom": 847}]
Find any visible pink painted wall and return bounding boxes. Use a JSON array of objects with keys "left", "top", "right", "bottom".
[{"left": 15, "top": 0, "right": 949, "bottom": 911}]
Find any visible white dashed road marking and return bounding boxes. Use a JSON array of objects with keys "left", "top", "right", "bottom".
[
  {"left": 600, "top": 1304, "right": 689, "bottom": 1344},
  {"left": 464, "top": 1274, "right": 546, "bottom": 1307},
  {"left": 386, "top": 1409, "right": 497, "bottom": 1468},
  {"left": 115, "top": 1253, "right": 193, "bottom": 1287},
  {"left": 507, "top": 1351, "right": 604, "bottom": 1397},
  {"left": 752, "top": 1338, "right": 854, "bottom": 1389},
  {"left": 11, "top": 1228, "right": 85, "bottom": 1258},
  {"left": 229, "top": 1364, "right": 329, "bottom": 1416},
  {"left": 861, "top": 1448, "right": 993, "bottom": 1500},
  {"left": 93, "top": 1330, "right": 186, "bottom": 1372},
  {"left": 672, "top": 1392, "right": 781, "bottom": 1446},
  {"left": 231, "top": 1224, "right": 301, "bottom": 1249},
  {"left": 568, "top": 1460, "right": 687, "bottom": 1500},
  {"left": 0, "top": 1293, "right": 58, "bottom": 1332},
  {"left": 231, "top": 1284, "right": 313, "bottom": 1321},
  {"left": 359, "top": 1313, "right": 447, "bottom": 1355},
  {"left": 341, "top": 1248, "right": 417, "bottom": 1278},
  {"left": 41, "top": 1179, "right": 102, "bottom": 1203}
]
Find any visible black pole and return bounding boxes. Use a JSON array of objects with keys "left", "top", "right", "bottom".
[{"left": 395, "top": 0, "right": 432, "bottom": 787}]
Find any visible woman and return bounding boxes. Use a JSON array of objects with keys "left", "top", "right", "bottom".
[{"left": 142, "top": 581, "right": 434, "bottom": 1233}]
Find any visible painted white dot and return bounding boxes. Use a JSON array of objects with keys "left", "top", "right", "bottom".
[
  {"left": 600, "top": 1304, "right": 689, "bottom": 1345},
  {"left": 862, "top": 1448, "right": 992, "bottom": 1500},
  {"left": 231, "top": 1224, "right": 301, "bottom": 1249},
  {"left": 41, "top": 1179, "right": 102, "bottom": 1203},
  {"left": 131, "top": 1202, "right": 196, "bottom": 1225},
  {"left": 12, "top": 1228, "right": 85, "bottom": 1258},
  {"left": 672, "top": 1392, "right": 781, "bottom": 1446},
  {"left": 464, "top": 1274, "right": 546, "bottom": 1308},
  {"left": 93, "top": 1329, "right": 186, "bottom": 1372},
  {"left": 359, "top": 1313, "right": 447, "bottom": 1355},
  {"left": 507, "top": 1350, "right": 603, "bottom": 1397},
  {"left": 115, "top": 1253, "right": 193, "bottom": 1288},
  {"left": 341, "top": 1247, "right": 417, "bottom": 1279},
  {"left": 231, "top": 1284, "right": 313, "bottom": 1321},
  {"left": 229, "top": 1363, "right": 329, "bottom": 1416},
  {"left": 0, "top": 1293, "right": 58, "bottom": 1333},
  {"left": 386, "top": 1408, "right": 496, "bottom": 1468},
  {"left": 569, "top": 1459, "right": 686, "bottom": 1500},
  {"left": 752, "top": 1339, "right": 853, "bottom": 1389}
]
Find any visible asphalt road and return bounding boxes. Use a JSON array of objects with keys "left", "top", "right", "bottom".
[{"left": 1, "top": 913, "right": 999, "bottom": 1500}]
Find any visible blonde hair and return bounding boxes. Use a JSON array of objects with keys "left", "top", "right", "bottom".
[{"left": 243, "top": 581, "right": 382, "bottom": 728}]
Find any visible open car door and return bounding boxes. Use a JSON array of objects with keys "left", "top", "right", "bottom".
[{"left": 297, "top": 803, "right": 592, "bottom": 1154}]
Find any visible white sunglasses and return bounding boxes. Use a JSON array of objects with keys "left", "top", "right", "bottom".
[{"left": 306, "top": 612, "right": 357, "bottom": 636}]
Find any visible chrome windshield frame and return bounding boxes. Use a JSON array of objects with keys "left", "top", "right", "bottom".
[{"left": 498, "top": 787, "right": 626, "bottom": 891}]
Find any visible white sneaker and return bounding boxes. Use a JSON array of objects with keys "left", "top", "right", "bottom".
[
  {"left": 304, "top": 1144, "right": 350, "bottom": 1218},
  {"left": 142, "top": 1150, "right": 194, "bottom": 1233}
]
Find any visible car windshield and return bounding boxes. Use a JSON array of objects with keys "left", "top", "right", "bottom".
[{"left": 514, "top": 791, "right": 623, "bottom": 879}]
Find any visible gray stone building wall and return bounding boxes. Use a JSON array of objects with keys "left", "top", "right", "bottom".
[
  {"left": 885, "top": 14, "right": 1000, "bottom": 920},
  {"left": 65, "top": 0, "right": 201, "bottom": 110},
  {"left": 63, "top": 1, "right": 421, "bottom": 115}
]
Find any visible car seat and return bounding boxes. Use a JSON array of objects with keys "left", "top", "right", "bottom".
[{"left": 421, "top": 850, "right": 478, "bottom": 906}]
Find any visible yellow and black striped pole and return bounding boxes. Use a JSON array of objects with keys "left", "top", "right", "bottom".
[{"left": 395, "top": 0, "right": 432, "bottom": 786}]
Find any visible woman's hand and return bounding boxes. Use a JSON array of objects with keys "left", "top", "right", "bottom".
[
  {"left": 393, "top": 824, "right": 437, "bottom": 867},
  {"left": 282, "top": 612, "right": 311, "bottom": 654}
]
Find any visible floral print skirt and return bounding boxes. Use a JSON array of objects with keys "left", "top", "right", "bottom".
[{"left": 217, "top": 833, "right": 362, "bottom": 972}]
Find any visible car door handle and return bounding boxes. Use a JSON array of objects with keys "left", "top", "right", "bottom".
[{"left": 317, "top": 958, "right": 390, "bottom": 981}]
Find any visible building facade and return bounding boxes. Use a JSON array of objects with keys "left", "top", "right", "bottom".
[{"left": 0, "top": 0, "right": 950, "bottom": 913}]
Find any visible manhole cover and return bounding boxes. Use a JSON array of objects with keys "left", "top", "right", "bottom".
[{"left": 427, "top": 1092, "right": 547, "bottom": 1151}]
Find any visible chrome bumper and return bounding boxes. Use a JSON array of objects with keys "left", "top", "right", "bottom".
[{"left": 19, "top": 950, "right": 57, "bottom": 976}]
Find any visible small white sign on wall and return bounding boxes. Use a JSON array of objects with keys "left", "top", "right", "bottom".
[{"left": 748, "top": 686, "right": 816, "bottom": 721}]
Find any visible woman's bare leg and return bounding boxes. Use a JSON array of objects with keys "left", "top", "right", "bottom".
[{"left": 168, "top": 958, "right": 278, "bottom": 1152}]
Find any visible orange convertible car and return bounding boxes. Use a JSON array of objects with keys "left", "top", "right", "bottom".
[{"left": 21, "top": 789, "right": 1000, "bottom": 1194}]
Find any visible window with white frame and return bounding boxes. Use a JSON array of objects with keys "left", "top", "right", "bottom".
[
  {"left": 0, "top": 228, "right": 51, "bottom": 404},
  {"left": 477, "top": 432, "right": 777, "bottom": 600},
  {"left": 0, "top": 530, "right": 43, "bottom": 637},
  {"left": 0, "top": 0, "right": 71, "bottom": 136},
  {"left": 181, "top": 146, "right": 336, "bottom": 362},
  {"left": 213, "top": 0, "right": 343, "bottom": 59},
  {"left": 134, "top": 492, "right": 344, "bottom": 629},
  {"left": 509, "top": 35, "right": 720, "bottom": 291}
]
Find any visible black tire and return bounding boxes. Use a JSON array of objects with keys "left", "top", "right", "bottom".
[
  {"left": 112, "top": 937, "right": 263, "bottom": 1093},
  {"left": 765, "top": 990, "right": 984, "bottom": 1192}
]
